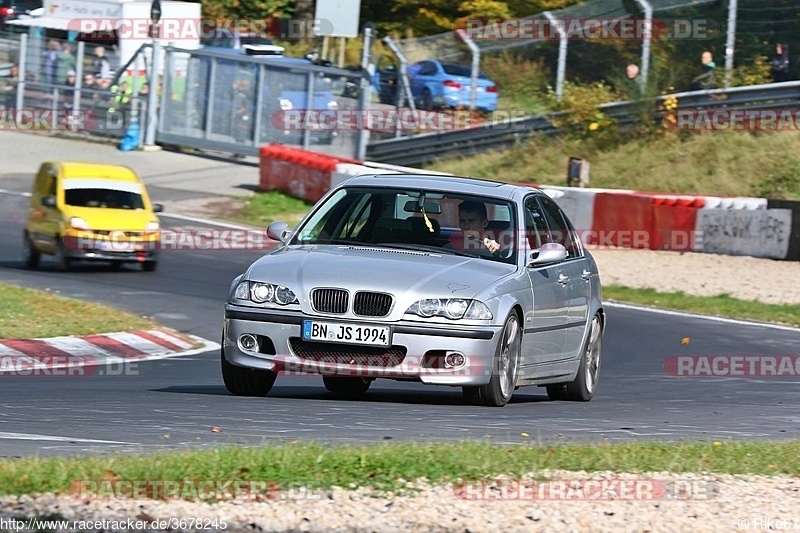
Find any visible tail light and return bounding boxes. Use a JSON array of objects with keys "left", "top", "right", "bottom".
[
  {"left": 443, "top": 80, "right": 462, "bottom": 89},
  {"left": 487, "top": 85, "right": 498, "bottom": 93},
  {"left": 0, "top": 7, "right": 15, "bottom": 15}
]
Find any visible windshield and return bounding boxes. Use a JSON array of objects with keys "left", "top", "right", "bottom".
[
  {"left": 292, "top": 187, "right": 517, "bottom": 264},
  {"left": 64, "top": 188, "right": 145, "bottom": 209},
  {"left": 442, "top": 63, "right": 490, "bottom": 79}
]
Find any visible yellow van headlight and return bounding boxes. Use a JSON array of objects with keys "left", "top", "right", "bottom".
[
  {"left": 144, "top": 221, "right": 160, "bottom": 235},
  {"left": 69, "top": 217, "right": 90, "bottom": 230}
]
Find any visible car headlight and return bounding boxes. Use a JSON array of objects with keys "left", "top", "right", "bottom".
[
  {"left": 327, "top": 100, "right": 338, "bottom": 110},
  {"left": 405, "top": 298, "right": 492, "bottom": 320},
  {"left": 144, "top": 221, "right": 159, "bottom": 234},
  {"left": 69, "top": 217, "right": 90, "bottom": 230},
  {"left": 235, "top": 281, "right": 298, "bottom": 306},
  {"left": 279, "top": 98, "right": 293, "bottom": 111}
]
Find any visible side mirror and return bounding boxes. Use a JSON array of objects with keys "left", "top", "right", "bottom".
[
  {"left": 152, "top": 203, "right": 164, "bottom": 213},
  {"left": 41, "top": 196, "right": 56, "bottom": 208},
  {"left": 267, "top": 221, "right": 291, "bottom": 243},
  {"left": 529, "top": 242, "right": 567, "bottom": 266}
]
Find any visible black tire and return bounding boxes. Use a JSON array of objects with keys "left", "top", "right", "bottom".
[
  {"left": 420, "top": 88, "right": 434, "bottom": 111},
  {"left": 546, "top": 313, "right": 603, "bottom": 402},
  {"left": 141, "top": 261, "right": 157, "bottom": 272},
  {"left": 221, "top": 348, "right": 276, "bottom": 397},
  {"left": 57, "top": 239, "right": 72, "bottom": 271},
  {"left": 24, "top": 233, "right": 40, "bottom": 269},
  {"left": 463, "top": 312, "right": 522, "bottom": 407},
  {"left": 322, "top": 376, "right": 372, "bottom": 399}
]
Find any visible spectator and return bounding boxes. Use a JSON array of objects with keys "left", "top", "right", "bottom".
[
  {"left": 233, "top": 77, "right": 253, "bottom": 145},
  {"left": 43, "top": 40, "right": 60, "bottom": 87},
  {"left": 109, "top": 80, "right": 133, "bottom": 126},
  {"left": 623, "top": 63, "right": 641, "bottom": 97},
  {"left": 62, "top": 70, "right": 77, "bottom": 109},
  {"left": 92, "top": 46, "right": 111, "bottom": 80},
  {"left": 690, "top": 51, "right": 716, "bottom": 91},
  {"left": 56, "top": 42, "right": 76, "bottom": 85},
  {"left": 1, "top": 64, "right": 18, "bottom": 110},
  {"left": 771, "top": 43, "right": 790, "bottom": 83}
]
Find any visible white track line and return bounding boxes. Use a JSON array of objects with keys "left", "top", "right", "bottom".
[
  {"left": 0, "top": 431, "right": 132, "bottom": 444},
  {"left": 158, "top": 212, "right": 260, "bottom": 230},
  {"left": 605, "top": 301, "right": 800, "bottom": 333},
  {"left": 0, "top": 189, "right": 31, "bottom": 197}
]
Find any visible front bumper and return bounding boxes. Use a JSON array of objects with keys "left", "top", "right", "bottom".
[{"left": 223, "top": 305, "right": 501, "bottom": 386}]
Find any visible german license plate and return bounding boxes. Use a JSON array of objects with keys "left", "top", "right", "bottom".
[{"left": 302, "top": 321, "right": 391, "bottom": 347}]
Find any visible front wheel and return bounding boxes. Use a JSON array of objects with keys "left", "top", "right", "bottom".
[
  {"left": 463, "top": 312, "right": 521, "bottom": 407},
  {"left": 24, "top": 233, "right": 40, "bottom": 269},
  {"left": 57, "top": 239, "right": 72, "bottom": 271},
  {"left": 547, "top": 313, "right": 603, "bottom": 402},
  {"left": 221, "top": 348, "right": 276, "bottom": 397}
]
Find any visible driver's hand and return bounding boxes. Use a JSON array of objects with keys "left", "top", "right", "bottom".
[{"left": 483, "top": 238, "right": 500, "bottom": 253}]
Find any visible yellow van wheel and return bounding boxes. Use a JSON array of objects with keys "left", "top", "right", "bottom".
[{"left": 23, "top": 232, "right": 40, "bottom": 269}]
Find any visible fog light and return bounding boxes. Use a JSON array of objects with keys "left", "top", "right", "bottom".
[
  {"left": 444, "top": 351, "right": 465, "bottom": 368},
  {"left": 238, "top": 334, "right": 258, "bottom": 352}
]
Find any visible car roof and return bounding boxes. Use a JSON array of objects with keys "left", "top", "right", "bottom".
[
  {"left": 197, "top": 46, "right": 312, "bottom": 66},
  {"left": 55, "top": 162, "right": 139, "bottom": 182},
  {"left": 342, "top": 174, "right": 534, "bottom": 199}
]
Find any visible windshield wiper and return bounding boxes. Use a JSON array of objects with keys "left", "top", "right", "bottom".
[{"left": 373, "top": 242, "right": 480, "bottom": 258}]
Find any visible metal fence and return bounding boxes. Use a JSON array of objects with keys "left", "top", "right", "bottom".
[
  {"left": 366, "top": 80, "right": 800, "bottom": 166},
  {"left": 0, "top": 30, "right": 133, "bottom": 141},
  {"left": 154, "top": 45, "right": 366, "bottom": 158}
]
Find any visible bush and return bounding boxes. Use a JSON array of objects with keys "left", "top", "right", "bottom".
[{"left": 545, "top": 80, "right": 621, "bottom": 138}]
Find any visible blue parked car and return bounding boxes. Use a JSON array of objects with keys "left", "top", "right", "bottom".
[{"left": 373, "top": 58, "right": 498, "bottom": 113}]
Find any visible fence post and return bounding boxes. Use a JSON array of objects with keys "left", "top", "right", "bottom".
[
  {"left": 302, "top": 69, "right": 315, "bottom": 150},
  {"left": 204, "top": 57, "right": 216, "bottom": 140},
  {"left": 253, "top": 63, "right": 264, "bottom": 146},
  {"left": 724, "top": 0, "right": 738, "bottom": 88},
  {"left": 16, "top": 33, "right": 27, "bottom": 112},
  {"left": 383, "top": 36, "right": 416, "bottom": 137},
  {"left": 455, "top": 29, "right": 480, "bottom": 111},
  {"left": 73, "top": 41, "right": 84, "bottom": 124},
  {"left": 634, "top": 0, "right": 652, "bottom": 89},
  {"left": 544, "top": 12, "right": 567, "bottom": 100},
  {"left": 144, "top": 39, "right": 161, "bottom": 146},
  {"left": 356, "top": 24, "right": 375, "bottom": 160}
]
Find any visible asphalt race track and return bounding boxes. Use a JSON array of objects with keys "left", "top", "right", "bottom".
[{"left": 1, "top": 181, "right": 799, "bottom": 457}]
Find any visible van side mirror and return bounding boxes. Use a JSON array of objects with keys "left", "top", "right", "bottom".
[
  {"left": 267, "top": 221, "right": 291, "bottom": 243},
  {"left": 528, "top": 242, "right": 567, "bottom": 266},
  {"left": 152, "top": 204, "right": 164, "bottom": 213},
  {"left": 41, "top": 196, "right": 56, "bottom": 208}
]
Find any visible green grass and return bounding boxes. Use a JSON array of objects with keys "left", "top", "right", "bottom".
[
  {"left": 233, "top": 190, "right": 312, "bottom": 228},
  {"left": 1, "top": 440, "right": 799, "bottom": 497},
  {"left": 0, "top": 283, "right": 155, "bottom": 339},
  {"left": 604, "top": 285, "right": 800, "bottom": 327},
  {"left": 427, "top": 130, "right": 800, "bottom": 200}
]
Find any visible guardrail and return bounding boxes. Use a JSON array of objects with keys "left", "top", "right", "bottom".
[{"left": 365, "top": 81, "right": 800, "bottom": 166}]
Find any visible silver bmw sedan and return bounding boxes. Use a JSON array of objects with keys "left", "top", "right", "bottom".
[{"left": 222, "top": 174, "right": 604, "bottom": 406}]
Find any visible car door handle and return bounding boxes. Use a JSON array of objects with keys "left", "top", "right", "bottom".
[
  {"left": 558, "top": 274, "right": 570, "bottom": 285},
  {"left": 582, "top": 270, "right": 592, "bottom": 280}
]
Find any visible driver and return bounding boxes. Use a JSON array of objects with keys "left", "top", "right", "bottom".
[{"left": 447, "top": 201, "right": 501, "bottom": 255}]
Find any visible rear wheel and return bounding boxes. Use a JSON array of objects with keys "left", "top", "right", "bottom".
[
  {"left": 546, "top": 313, "right": 603, "bottom": 402},
  {"left": 221, "top": 348, "right": 276, "bottom": 397},
  {"left": 463, "top": 312, "right": 521, "bottom": 407},
  {"left": 23, "top": 233, "right": 40, "bottom": 269},
  {"left": 323, "top": 376, "right": 372, "bottom": 399},
  {"left": 420, "top": 88, "right": 434, "bottom": 111}
]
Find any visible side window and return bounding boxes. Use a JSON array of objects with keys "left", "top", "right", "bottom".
[
  {"left": 418, "top": 62, "right": 437, "bottom": 76},
  {"left": 523, "top": 196, "right": 547, "bottom": 250},
  {"left": 536, "top": 195, "right": 582, "bottom": 258}
]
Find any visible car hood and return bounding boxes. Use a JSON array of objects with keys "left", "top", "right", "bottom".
[{"left": 246, "top": 245, "right": 516, "bottom": 318}]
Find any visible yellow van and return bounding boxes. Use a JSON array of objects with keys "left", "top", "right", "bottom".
[{"left": 24, "top": 162, "right": 162, "bottom": 271}]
